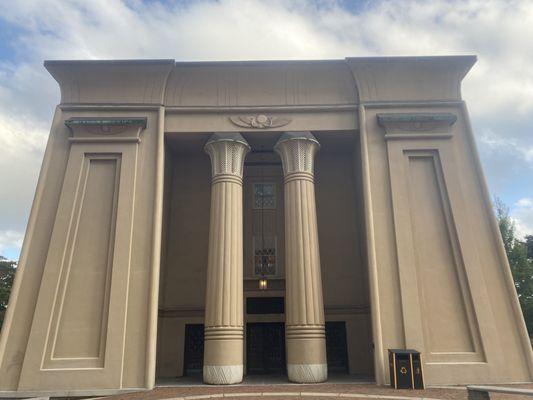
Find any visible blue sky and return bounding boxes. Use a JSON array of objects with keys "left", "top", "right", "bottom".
[{"left": 0, "top": 0, "right": 532, "bottom": 260}]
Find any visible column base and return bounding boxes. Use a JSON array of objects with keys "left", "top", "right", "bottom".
[
  {"left": 203, "top": 365, "right": 243, "bottom": 384},
  {"left": 287, "top": 363, "right": 328, "bottom": 383}
]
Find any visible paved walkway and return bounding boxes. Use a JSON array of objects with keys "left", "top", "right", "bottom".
[
  {"left": 103, "top": 383, "right": 470, "bottom": 400},
  {"left": 101, "top": 378, "right": 533, "bottom": 400}
]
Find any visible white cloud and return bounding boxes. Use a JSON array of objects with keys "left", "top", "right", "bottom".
[
  {"left": 2, "top": 0, "right": 533, "bottom": 120},
  {"left": 0, "top": 230, "right": 24, "bottom": 260},
  {"left": 513, "top": 198, "right": 533, "bottom": 240},
  {"left": 478, "top": 127, "right": 533, "bottom": 169},
  {"left": 0, "top": 0, "right": 533, "bottom": 257},
  {"left": 0, "top": 114, "right": 46, "bottom": 237},
  {"left": 1, "top": 0, "right": 532, "bottom": 123}
]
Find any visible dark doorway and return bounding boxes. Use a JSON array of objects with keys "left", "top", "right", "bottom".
[
  {"left": 183, "top": 324, "right": 204, "bottom": 375},
  {"left": 246, "top": 322, "right": 286, "bottom": 374},
  {"left": 325, "top": 321, "right": 349, "bottom": 373},
  {"left": 246, "top": 297, "right": 285, "bottom": 314}
]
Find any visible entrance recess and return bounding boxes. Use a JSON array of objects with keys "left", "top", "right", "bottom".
[
  {"left": 246, "top": 323, "right": 286, "bottom": 374},
  {"left": 184, "top": 324, "right": 204, "bottom": 376},
  {"left": 325, "top": 321, "right": 349, "bottom": 373}
]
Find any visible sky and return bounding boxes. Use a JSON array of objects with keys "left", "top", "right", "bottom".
[{"left": 0, "top": 0, "right": 532, "bottom": 260}]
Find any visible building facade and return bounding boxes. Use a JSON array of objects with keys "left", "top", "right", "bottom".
[{"left": 0, "top": 56, "right": 532, "bottom": 396}]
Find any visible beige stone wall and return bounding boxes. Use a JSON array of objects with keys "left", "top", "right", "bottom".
[
  {"left": 157, "top": 149, "right": 210, "bottom": 378},
  {"left": 0, "top": 108, "right": 164, "bottom": 392},
  {"left": 0, "top": 107, "right": 71, "bottom": 392},
  {"left": 360, "top": 104, "right": 533, "bottom": 384},
  {"left": 315, "top": 150, "right": 372, "bottom": 376}
]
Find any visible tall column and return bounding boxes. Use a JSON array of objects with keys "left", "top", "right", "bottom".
[
  {"left": 274, "top": 132, "right": 327, "bottom": 383},
  {"left": 203, "top": 132, "right": 250, "bottom": 384}
]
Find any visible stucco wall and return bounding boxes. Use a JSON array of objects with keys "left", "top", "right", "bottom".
[
  {"left": 361, "top": 104, "right": 533, "bottom": 384},
  {"left": 0, "top": 108, "right": 163, "bottom": 392}
]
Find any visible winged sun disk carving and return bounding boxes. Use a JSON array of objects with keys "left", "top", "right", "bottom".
[{"left": 229, "top": 114, "right": 291, "bottom": 129}]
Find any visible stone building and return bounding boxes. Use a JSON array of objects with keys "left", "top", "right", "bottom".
[{"left": 0, "top": 56, "right": 531, "bottom": 396}]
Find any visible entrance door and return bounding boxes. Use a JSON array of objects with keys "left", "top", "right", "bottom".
[
  {"left": 246, "top": 323, "right": 286, "bottom": 374},
  {"left": 326, "top": 321, "right": 349, "bottom": 373},
  {"left": 184, "top": 324, "right": 204, "bottom": 375}
]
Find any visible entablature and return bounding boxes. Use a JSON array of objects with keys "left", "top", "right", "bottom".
[{"left": 45, "top": 56, "right": 476, "bottom": 109}]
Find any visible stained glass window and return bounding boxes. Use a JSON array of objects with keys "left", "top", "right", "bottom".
[
  {"left": 253, "top": 235, "right": 276, "bottom": 276},
  {"left": 253, "top": 183, "right": 276, "bottom": 209}
]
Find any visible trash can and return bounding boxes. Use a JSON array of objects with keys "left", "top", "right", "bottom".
[{"left": 388, "top": 349, "right": 424, "bottom": 389}]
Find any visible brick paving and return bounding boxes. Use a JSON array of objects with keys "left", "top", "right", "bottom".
[
  {"left": 88, "top": 373, "right": 533, "bottom": 400},
  {"left": 99, "top": 383, "right": 533, "bottom": 400},
  {"left": 103, "top": 383, "right": 469, "bottom": 400}
]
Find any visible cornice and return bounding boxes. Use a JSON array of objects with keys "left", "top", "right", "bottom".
[
  {"left": 377, "top": 112, "right": 457, "bottom": 140},
  {"left": 45, "top": 56, "right": 476, "bottom": 108},
  {"left": 65, "top": 117, "right": 147, "bottom": 128},
  {"left": 347, "top": 56, "right": 476, "bottom": 103},
  {"left": 64, "top": 116, "right": 147, "bottom": 143},
  {"left": 46, "top": 60, "right": 174, "bottom": 105}
]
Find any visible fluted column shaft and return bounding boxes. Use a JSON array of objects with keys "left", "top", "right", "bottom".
[
  {"left": 203, "top": 133, "right": 250, "bottom": 384},
  {"left": 275, "top": 132, "right": 327, "bottom": 383}
]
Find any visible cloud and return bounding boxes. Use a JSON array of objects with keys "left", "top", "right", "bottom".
[
  {"left": 3, "top": 0, "right": 533, "bottom": 120},
  {"left": 0, "top": 0, "right": 532, "bottom": 257},
  {"left": 513, "top": 198, "right": 533, "bottom": 239},
  {"left": 0, "top": 230, "right": 24, "bottom": 261},
  {"left": 478, "top": 127, "right": 533, "bottom": 169},
  {"left": 0, "top": 114, "right": 47, "bottom": 236}
]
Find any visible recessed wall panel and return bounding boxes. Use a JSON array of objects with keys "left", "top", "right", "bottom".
[
  {"left": 18, "top": 140, "right": 138, "bottom": 390},
  {"left": 407, "top": 155, "right": 474, "bottom": 354},
  {"left": 52, "top": 157, "right": 119, "bottom": 360}
]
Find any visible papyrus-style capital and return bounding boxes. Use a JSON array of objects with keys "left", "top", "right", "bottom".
[
  {"left": 274, "top": 131, "right": 320, "bottom": 182},
  {"left": 204, "top": 132, "right": 250, "bottom": 183}
]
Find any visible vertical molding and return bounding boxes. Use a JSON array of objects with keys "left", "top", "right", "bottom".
[
  {"left": 145, "top": 106, "right": 166, "bottom": 388},
  {"left": 358, "top": 105, "right": 386, "bottom": 385}
]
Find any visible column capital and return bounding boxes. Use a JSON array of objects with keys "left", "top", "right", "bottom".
[
  {"left": 205, "top": 132, "right": 250, "bottom": 182},
  {"left": 274, "top": 131, "right": 320, "bottom": 181}
]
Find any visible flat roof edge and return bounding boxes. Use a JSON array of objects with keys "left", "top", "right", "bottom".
[
  {"left": 43, "top": 55, "right": 478, "bottom": 68},
  {"left": 44, "top": 59, "right": 176, "bottom": 67},
  {"left": 345, "top": 55, "right": 477, "bottom": 62}
]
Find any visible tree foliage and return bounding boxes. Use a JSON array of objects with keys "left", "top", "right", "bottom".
[
  {"left": 494, "top": 198, "right": 533, "bottom": 335},
  {"left": 0, "top": 256, "right": 16, "bottom": 330}
]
